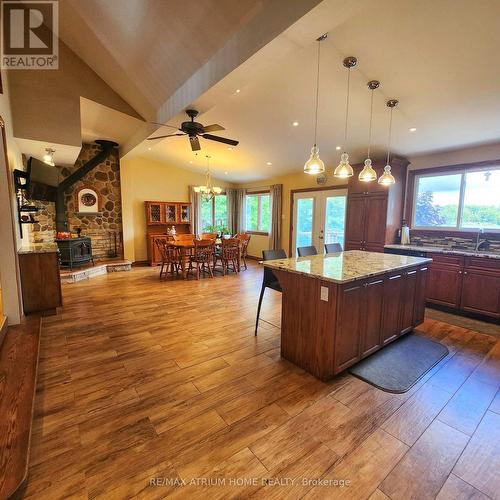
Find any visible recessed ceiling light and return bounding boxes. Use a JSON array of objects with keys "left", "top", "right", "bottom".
[
  {"left": 266, "top": 162, "right": 272, "bottom": 166},
  {"left": 224, "top": 171, "right": 228, "bottom": 175},
  {"left": 292, "top": 121, "right": 299, "bottom": 127},
  {"left": 227, "top": 147, "right": 233, "bottom": 151},
  {"left": 235, "top": 89, "right": 241, "bottom": 94},
  {"left": 148, "top": 147, "right": 151, "bottom": 151},
  {"left": 189, "top": 160, "right": 193, "bottom": 164},
  {"left": 336, "top": 146, "right": 341, "bottom": 150},
  {"left": 409, "top": 127, "right": 417, "bottom": 132}
]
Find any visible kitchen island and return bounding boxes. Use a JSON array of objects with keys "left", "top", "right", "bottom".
[{"left": 264, "top": 250, "right": 432, "bottom": 380}]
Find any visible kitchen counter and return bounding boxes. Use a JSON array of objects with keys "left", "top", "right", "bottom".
[
  {"left": 264, "top": 250, "right": 431, "bottom": 284},
  {"left": 385, "top": 244, "right": 500, "bottom": 260},
  {"left": 18, "top": 242, "right": 59, "bottom": 255},
  {"left": 267, "top": 250, "right": 430, "bottom": 380}
]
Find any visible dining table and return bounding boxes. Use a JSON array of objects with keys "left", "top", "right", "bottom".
[{"left": 170, "top": 238, "right": 241, "bottom": 278}]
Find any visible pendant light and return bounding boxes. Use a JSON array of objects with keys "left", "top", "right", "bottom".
[
  {"left": 304, "top": 34, "right": 327, "bottom": 175},
  {"left": 378, "top": 99, "right": 398, "bottom": 186},
  {"left": 334, "top": 56, "right": 357, "bottom": 178},
  {"left": 359, "top": 80, "right": 380, "bottom": 182},
  {"left": 193, "top": 155, "right": 222, "bottom": 200}
]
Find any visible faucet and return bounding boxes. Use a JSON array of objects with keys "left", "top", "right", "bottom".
[{"left": 475, "top": 228, "right": 487, "bottom": 251}]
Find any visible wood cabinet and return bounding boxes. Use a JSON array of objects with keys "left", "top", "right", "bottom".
[
  {"left": 145, "top": 200, "right": 192, "bottom": 265},
  {"left": 18, "top": 251, "right": 62, "bottom": 315},
  {"left": 344, "top": 157, "right": 408, "bottom": 252},
  {"left": 274, "top": 262, "right": 428, "bottom": 380},
  {"left": 426, "top": 254, "right": 500, "bottom": 319}
]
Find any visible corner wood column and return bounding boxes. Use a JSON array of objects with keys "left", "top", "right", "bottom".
[{"left": 273, "top": 269, "right": 338, "bottom": 381}]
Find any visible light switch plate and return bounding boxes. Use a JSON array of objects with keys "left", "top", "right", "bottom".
[{"left": 320, "top": 286, "right": 329, "bottom": 302}]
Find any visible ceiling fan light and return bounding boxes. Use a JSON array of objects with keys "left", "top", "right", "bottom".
[
  {"left": 213, "top": 187, "right": 222, "bottom": 194},
  {"left": 193, "top": 186, "right": 201, "bottom": 193},
  {"left": 43, "top": 148, "right": 55, "bottom": 166},
  {"left": 334, "top": 152, "right": 353, "bottom": 178},
  {"left": 304, "top": 145, "right": 325, "bottom": 175},
  {"left": 378, "top": 165, "right": 396, "bottom": 185},
  {"left": 359, "top": 158, "right": 377, "bottom": 182}
]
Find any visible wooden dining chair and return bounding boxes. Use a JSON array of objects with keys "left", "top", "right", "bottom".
[
  {"left": 155, "top": 238, "right": 180, "bottom": 279},
  {"left": 236, "top": 233, "right": 251, "bottom": 270},
  {"left": 188, "top": 239, "right": 215, "bottom": 279},
  {"left": 201, "top": 232, "right": 217, "bottom": 240},
  {"left": 255, "top": 249, "right": 287, "bottom": 335},
  {"left": 218, "top": 237, "right": 240, "bottom": 275}
]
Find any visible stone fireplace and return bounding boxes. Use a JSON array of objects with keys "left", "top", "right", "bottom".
[{"left": 28, "top": 143, "right": 124, "bottom": 260}]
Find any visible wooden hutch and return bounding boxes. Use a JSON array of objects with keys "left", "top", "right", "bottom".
[{"left": 145, "top": 201, "right": 192, "bottom": 265}]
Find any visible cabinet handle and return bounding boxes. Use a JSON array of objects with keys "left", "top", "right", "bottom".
[
  {"left": 464, "top": 271, "right": 468, "bottom": 275},
  {"left": 458, "top": 270, "right": 462, "bottom": 274},
  {"left": 389, "top": 274, "right": 402, "bottom": 280},
  {"left": 407, "top": 270, "right": 417, "bottom": 275}
]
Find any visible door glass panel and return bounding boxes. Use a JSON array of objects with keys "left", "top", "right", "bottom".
[
  {"left": 324, "top": 195, "right": 347, "bottom": 248},
  {"left": 296, "top": 198, "right": 314, "bottom": 250}
]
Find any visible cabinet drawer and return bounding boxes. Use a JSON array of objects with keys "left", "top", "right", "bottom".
[
  {"left": 428, "top": 253, "right": 464, "bottom": 268},
  {"left": 465, "top": 256, "right": 500, "bottom": 274}
]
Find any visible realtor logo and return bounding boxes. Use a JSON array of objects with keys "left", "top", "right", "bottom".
[{"left": 1, "top": 1, "right": 58, "bottom": 69}]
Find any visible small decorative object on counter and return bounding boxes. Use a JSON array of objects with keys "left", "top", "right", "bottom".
[{"left": 171, "top": 225, "right": 177, "bottom": 237}]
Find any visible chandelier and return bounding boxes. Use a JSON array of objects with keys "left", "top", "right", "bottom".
[{"left": 193, "top": 155, "right": 222, "bottom": 200}]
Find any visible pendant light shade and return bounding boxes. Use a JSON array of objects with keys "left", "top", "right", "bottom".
[
  {"left": 359, "top": 80, "right": 379, "bottom": 182},
  {"left": 304, "top": 145, "right": 325, "bottom": 174},
  {"left": 334, "top": 56, "right": 357, "bottom": 178},
  {"left": 378, "top": 99, "right": 398, "bottom": 186},
  {"left": 304, "top": 34, "right": 327, "bottom": 175}
]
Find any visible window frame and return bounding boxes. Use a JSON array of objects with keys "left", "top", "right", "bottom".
[
  {"left": 410, "top": 164, "right": 500, "bottom": 233},
  {"left": 245, "top": 191, "right": 270, "bottom": 235}
]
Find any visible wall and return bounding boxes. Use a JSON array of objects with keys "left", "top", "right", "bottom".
[
  {"left": 0, "top": 72, "right": 24, "bottom": 325},
  {"left": 120, "top": 156, "right": 234, "bottom": 262},
  {"left": 237, "top": 170, "right": 347, "bottom": 258}
]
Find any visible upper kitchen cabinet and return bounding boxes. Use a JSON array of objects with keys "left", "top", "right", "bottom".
[{"left": 344, "top": 157, "right": 409, "bottom": 252}]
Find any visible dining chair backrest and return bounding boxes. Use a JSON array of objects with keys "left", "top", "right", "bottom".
[
  {"left": 221, "top": 237, "right": 240, "bottom": 259},
  {"left": 155, "top": 238, "right": 178, "bottom": 263},
  {"left": 201, "top": 233, "right": 217, "bottom": 240},
  {"left": 193, "top": 238, "right": 215, "bottom": 261},
  {"left": 297, "top": 245, "right": 318, "bottom": 257},
  {"left": 174, "top": 233, "right": 195, "bottom": 241},
  {"left": 237, "top": 233, "right": 251, "bottom": 254},
  {"left": 325, "top": 242, "right": 343, "bottom": 253}
]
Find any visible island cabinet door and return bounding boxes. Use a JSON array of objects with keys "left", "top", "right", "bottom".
[
  {"left": 413, "top": 266, "right": 429, "bottom": 325},
  {"left": 360, "top": 278, "right": 385, "bottom": 358},
  {"left": 381, "top": 273, "right": 404, "bottom": 344},
  {"left": 334, "top": 282, "right": 364, "bottom": 373},
  {"left": 400, "top": 268, "right": 418, "bottom": 333},
  {"left": 344, "top": 195, "right": 366, "bottom": 250}
]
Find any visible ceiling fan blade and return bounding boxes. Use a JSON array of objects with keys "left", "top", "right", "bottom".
[
  {"left": 202, "top": 134, "right": 239, "bottom": 146},
  {"left": 147, "top": 133, "right": 185, "bottom": 140},
  {"left": 190, "top": 136, "right": 201, "bottom": 151},
  {"left": 203, "top": 124, "right": 225, "bottom": 133},
  {"left": 147, "top": 121, "right": 180, "bottom": 130}
]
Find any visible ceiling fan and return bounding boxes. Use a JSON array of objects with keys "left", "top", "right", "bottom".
[{"left": 147, "top": 109, "right": 239, "bottom": 152}]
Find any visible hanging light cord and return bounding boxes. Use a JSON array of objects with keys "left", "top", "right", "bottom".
[
  {"left": 386, "top": 106, "right": 394, "bottom": 165},
  {"left": 343, "top": 68, "right": 351, "bottom": 151},
  {"left": 313, "top": 39, "right": 321, "bottom": 146},
  {"left": 367, "top": 89, "right": 374, "bottom": 159}
]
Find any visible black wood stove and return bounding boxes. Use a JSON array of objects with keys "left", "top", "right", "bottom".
[{"left": 56, "top": 237, "right": 94, "bottom": 269}]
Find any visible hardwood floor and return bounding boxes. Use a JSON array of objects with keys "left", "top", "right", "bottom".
[{"left": 27, "top": 262, "right": 500, "bottom": 499}]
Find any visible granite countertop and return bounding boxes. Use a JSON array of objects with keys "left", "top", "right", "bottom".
[
  {"left": 264, "top": 250, "right": 432, "bottom": 284},
  {"left": 18, "top": 242, "right": 59, "bottom": 255},
  {"left": 385, "top": 244, "right": 500, "bottom": 260}
]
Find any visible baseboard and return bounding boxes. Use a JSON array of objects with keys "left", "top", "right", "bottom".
[
  {"left": 132, "top": 260, "right": 150, "bottom": 267},
  {"left": 246, "top": 255, "right": 261, "bottom": 261}
]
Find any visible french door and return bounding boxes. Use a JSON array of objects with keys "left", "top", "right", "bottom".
[{"left": 292, "top": 188, "right": 348, "bottom": 256}]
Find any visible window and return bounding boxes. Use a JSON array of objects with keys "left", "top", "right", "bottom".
[
  {"left": 201, "top": 194, "right": 228, "bottom": 232},
  {"left": 245, "top": 193, "right": 270, "bottom": 233},
  {"left": 412, "top": 167, "right": 500, "bottom": 230}
]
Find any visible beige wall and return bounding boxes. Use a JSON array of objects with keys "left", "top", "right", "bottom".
[
  {"left": 237, "top": 169, "right": 347, "bottom": 258},
  {"left": 120, "top": 156, "right": 234, "bottom": 262},
  {"left": 0, "top": 72, "right": 24, "bottom": 325}
]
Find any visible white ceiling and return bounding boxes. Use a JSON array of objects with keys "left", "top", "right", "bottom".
[{"left": 130, "top": 0, "right": 500, "bottom": 182}]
